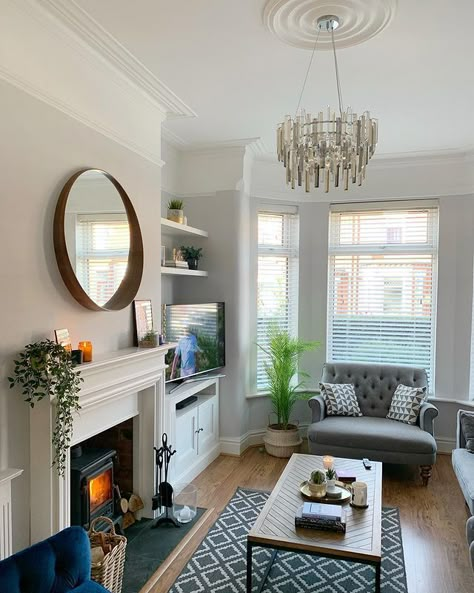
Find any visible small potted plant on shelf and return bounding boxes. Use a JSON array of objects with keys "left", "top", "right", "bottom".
[
  {"left": 180, "top": 245, "right": 203, "bottom": 270},
  {"left": 308, "top": 470, "right": 327, "bottom": 498},
  {"left": 8, "top": 339, "right": 82, "bottom": 476},
  {"left": 257, "top": 328, "right": 320, "bottom": 458},
  {"left": 138, "top": 330, "right": 158, "bottom": 348},
  {"left": 167, "top": 199, "right": 184, "bottom": 224},
  {"left": 326, "top": 467, "right": 337, "bottom": 492}
]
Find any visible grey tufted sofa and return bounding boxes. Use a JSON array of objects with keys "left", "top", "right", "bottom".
[{"left": 307, "top": 362, "right": 439, "bottom": 485}]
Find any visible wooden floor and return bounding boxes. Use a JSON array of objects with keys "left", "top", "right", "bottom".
[{"left": 147, "top": 449, "right": 472, "bottom": 593}]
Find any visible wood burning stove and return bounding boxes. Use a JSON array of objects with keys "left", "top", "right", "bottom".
[{"left": 70, "top": 448, "right": 116, "bottom": 528}]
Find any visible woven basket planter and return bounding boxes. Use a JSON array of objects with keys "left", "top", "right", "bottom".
[
  {"left": 89, "top": 517, "right": 127, "bottom": 593},
  {"left": 264, "top": 424, "right": 302, "bottom": 458}
]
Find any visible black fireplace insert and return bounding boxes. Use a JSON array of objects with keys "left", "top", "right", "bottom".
[{"left": 70, "top": 447, "right": 116, "bottom": 528}]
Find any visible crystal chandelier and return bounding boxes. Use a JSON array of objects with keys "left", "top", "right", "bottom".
[{"left": 277, "top": 16, "right": 378, "bottom": 193}]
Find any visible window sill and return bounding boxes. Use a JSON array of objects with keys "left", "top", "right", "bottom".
[{"left": 246, "top": 388, "right": 320, "bottom": 400}]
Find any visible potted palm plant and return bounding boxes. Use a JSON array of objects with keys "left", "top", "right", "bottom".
[
  {"left": 8, "top": 339, "right": 82, "bottom": 476},
  {"left": 258, "top": 328, "right": 319, "bottom": 458}
]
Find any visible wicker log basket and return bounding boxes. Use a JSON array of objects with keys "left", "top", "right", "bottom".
[{"left": 88, "top": 516, "right": 127, "bottom": 593}]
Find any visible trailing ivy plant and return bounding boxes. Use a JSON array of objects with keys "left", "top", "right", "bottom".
[{"left": 8, "top": 340, "right": 83, "bottom": 476}]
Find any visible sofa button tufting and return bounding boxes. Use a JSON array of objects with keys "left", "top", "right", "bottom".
[
  {"left": 371, "top": 384, "right": 375, "bottom": 389},
  {"left": 355, "top": 384, "right": 359, "bottom": 388}
]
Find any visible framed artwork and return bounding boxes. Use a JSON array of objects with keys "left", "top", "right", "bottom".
[
  {"left": 133, "top": 300, "right": 154, "bottom": 344},
  {"left": 54, "top": 328, "right": 72, "bottom": 353}
]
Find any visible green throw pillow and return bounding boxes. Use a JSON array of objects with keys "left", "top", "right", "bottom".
[{"left": 460, "top": 412, "right": 474, "bottom": 452}]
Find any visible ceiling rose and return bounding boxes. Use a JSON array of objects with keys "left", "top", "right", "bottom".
[{"left": 263, "top": 0, "right": 397, "bottom": 50}]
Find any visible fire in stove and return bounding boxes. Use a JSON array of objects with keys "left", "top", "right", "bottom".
[{"left": 89, "top": 468, "right": 113, "bottom": 515}]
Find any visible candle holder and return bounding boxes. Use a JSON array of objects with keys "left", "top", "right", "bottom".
[
  {"left": 78, "top": 341, "right": 93, "bottom": 362},
  {"left": 323, "top": 455, "right": 334, "bottom": 470}
]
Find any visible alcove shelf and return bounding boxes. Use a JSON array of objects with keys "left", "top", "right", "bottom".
[
  {"left": 161, "top": 267, "right": 208, "bottom": 277},
  {"left": 161, "top": 218, "right": 208, "bottom": 238}
]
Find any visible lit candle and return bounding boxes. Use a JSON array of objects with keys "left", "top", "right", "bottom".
[
  {"left": 78, "top": 341, "right": 93, "bottom": 363},
  {"left": 323, "top": 455, "right": 334, "bottom": 470}
]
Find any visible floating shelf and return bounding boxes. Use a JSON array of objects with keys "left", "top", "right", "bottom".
[
  {"left": 161, "top": 218, "right": 208, "bottom": 238},
  {"left": 161, "top": 267, "right": 208, "bottom": 277}
]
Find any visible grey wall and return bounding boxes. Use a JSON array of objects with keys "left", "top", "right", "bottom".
[{"left": 0, "top": 81, "right": 162, "bottom": 550}]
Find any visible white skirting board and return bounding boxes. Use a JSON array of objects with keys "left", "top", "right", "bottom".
[{"left": 220, "top": 428, "right": 456, "bottom": 457}]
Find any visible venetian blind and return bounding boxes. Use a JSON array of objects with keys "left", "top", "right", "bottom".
[
  {"left": 327, "top": 203, "right": 438, "bottom": 385},
  {"left": 257, "top": 209, "right": 299, "bottom": 389},
  {"left": 76, "top": 214, "right": 130, "bottom": 307}
]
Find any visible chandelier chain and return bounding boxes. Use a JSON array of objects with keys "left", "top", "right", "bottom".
[
  {"left": 294, "top": 26, "right": 321, "bottom": 118},
  {"left": 331, "top": 26, "right": 344, "bottom": 115}
]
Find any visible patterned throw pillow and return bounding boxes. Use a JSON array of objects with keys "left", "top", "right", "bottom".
[
  {"left": 320, "top": 382, "right": 362, "bottom": 417},
  {"left": 386, "top": 384, "right": 427, "bottom": 425}
]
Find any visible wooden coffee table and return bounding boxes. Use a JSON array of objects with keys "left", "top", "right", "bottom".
[{"left": 247, "top": 453, "right": 382, "bottom": 593}]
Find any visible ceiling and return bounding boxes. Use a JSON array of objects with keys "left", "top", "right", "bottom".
[{"left": 76, "top": 0, "right": 474, "bottom": 156}]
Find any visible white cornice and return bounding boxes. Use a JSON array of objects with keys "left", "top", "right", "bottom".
[
  {"left": 0, "top": 0, "right": 194, "bottom": 166},
  {"left": 37, "top": 0, "right": 196, "bottom": 119}
]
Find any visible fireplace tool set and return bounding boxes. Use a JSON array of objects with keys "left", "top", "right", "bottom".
[{"left": 152, "top": 433, "right": 180, "bottom": 528}]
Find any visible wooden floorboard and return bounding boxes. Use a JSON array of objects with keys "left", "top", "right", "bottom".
[{"left": 147, "top": 448, "right": 472, "bottom": 593}]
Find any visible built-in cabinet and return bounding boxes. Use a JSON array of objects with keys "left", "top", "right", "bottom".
[{"left": 164, "top": 377, "right": 220, "bottom": 485}]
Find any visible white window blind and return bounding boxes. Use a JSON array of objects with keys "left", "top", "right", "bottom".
[
  {"left": 76, "top": 214, "right": 130, "bottom": 307},
  {"left": 327, "top": 203, "right": 438, "bottom": 384},
  {"left": 257, "top": 209, "right": 299, "bottom": 389}
]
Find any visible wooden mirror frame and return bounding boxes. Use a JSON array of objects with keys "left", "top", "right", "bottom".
[{"left": 53, "top": 168, "right": 144, "bottom": 311}]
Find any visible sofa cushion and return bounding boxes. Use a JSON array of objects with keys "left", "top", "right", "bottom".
[
  {"left": 308, "top": 416, "right": 436, "bottom": 455},
  {"left": 453, "top": 448, "right": 474, "bottom": 515},
  {"left": 320, "top": 383, "right": 362, "bottom": 417},
  {"left": 460, "top": 412, "right": 474, "bottom": 452},
  {"left": 321, "top": 362, "right": 428, "bottom": 418},
  {"left": 386, "top": 384, "right": 427, "bottom": 425}
]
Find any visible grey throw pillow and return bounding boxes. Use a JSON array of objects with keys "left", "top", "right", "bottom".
[
  {"left": 460, "top": 412, "right": 474, "bottom": 452},
  {"left": 320, "top": 382, "right": 362, "bottom": 417},
  {"left": 386, "top": 384, "right": 427, "bottom": 425}
]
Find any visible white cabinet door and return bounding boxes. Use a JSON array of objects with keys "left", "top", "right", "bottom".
[
  {"left": 174, "top": 407, "right": 198, "bottom": 480},
  {"left": 197, "top": 395, "right": 218, "bottom": 456}
]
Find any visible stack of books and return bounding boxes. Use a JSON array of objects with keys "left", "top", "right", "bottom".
[
  {"left": 295, "top": 502, "right": 346, "bottom": 533},
  {"left": 164, "top": 260, "right": 189, "bottom": 268}
]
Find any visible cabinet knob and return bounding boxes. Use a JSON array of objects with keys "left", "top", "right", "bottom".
[{"left": 195, "top": 428, "right": 204, "bottom": 434}]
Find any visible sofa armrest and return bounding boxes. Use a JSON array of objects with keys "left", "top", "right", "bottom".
[
  {"left": 456, "top": 409, "right": 474, "bottom": 449},
  {"left": 467, "top": 517, "right": 474, "bottom": 570},
  {"left": 308, "top": 395, "right": 326, "bottom": 423},
  {"left": 418, "top": 402, "right": 438, "bottom": 436}
]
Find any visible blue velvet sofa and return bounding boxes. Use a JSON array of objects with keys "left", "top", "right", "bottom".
[{"left": 0, "top": 526, "right": 109, "bottom": 593}]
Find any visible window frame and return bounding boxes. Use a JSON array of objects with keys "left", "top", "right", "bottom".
[
  {"left": 327, "top": 200, "right": 439, "bottom": 389},
  {"left": 256, "top": 205, "right": 299, "bottom": 391}
]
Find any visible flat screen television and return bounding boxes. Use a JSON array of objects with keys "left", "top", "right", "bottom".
[{"left": 164, "top": 302, "right": 225, "bottom": 382}]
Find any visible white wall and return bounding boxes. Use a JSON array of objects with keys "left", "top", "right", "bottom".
[
  {"left": 0, "top": 81, "right": 163, "bottom": 550},
  {"left": 162, "top": 139, "right": 474, "bottom": 452}
]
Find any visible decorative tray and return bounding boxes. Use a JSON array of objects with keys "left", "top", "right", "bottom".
[{"left": 299, "top": 480, "right": 351, "bottom": 504}]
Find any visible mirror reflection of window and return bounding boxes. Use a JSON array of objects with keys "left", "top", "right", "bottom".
[{"left": 75, "top": 214, "right": 130, "bottom": 307}]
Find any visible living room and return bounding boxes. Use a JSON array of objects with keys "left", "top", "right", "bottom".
[{"left": 0, "top": 1, "right": 473, "bottom": 592}]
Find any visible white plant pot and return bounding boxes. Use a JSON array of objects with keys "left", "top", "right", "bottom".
[
  {"left": 263, "top": 424, "right": 302, "bottom": 458},
  {"left": 167, "top": 209, "right": 184, "bottom": 224},
  {"left": 326, "top": 479, "right": 337, "bottom": 492}
]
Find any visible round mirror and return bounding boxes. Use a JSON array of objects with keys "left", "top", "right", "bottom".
[{"left": 54, "top": 169, "right": 143, "bottom": 311}]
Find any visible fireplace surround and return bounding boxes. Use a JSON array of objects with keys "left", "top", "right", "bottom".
[{"left": 29, "top": 346, "right": 172, "bottom": 543}]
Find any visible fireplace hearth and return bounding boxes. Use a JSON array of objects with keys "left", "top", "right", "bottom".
[{"left": 70, "top": 448, "right": 116, "bottom": 528}]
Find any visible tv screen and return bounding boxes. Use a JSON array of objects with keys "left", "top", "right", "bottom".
[{"left": 164, "top": 303, "right": 225, "bottom": 382}]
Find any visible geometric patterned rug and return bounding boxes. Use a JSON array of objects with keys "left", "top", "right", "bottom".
[{"left": 169, "top": 488, "right": 407, "bottom": 593}]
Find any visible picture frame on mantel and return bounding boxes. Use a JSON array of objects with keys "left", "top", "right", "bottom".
[{"left": 133, "top": 300, "right": 154, "bottom": 345}]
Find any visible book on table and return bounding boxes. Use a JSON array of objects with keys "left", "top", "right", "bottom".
[
  {"left": 295, "top": 504, "right": 346, "bottom": 533},
  {"left": 302, "top": 502, "right": 342, "bottom": 521}
]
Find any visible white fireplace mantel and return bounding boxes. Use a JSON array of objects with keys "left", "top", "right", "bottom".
[{"left": 29, "top": 345, "right": 174, "bottom": 544}]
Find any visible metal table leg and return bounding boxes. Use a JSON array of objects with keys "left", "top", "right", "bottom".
[
  {"left": 247, "top": 541, "right": 253, "bottom": 593},
  {"left": 375, "top": 561, "right": 381, "bottom": 593}
]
